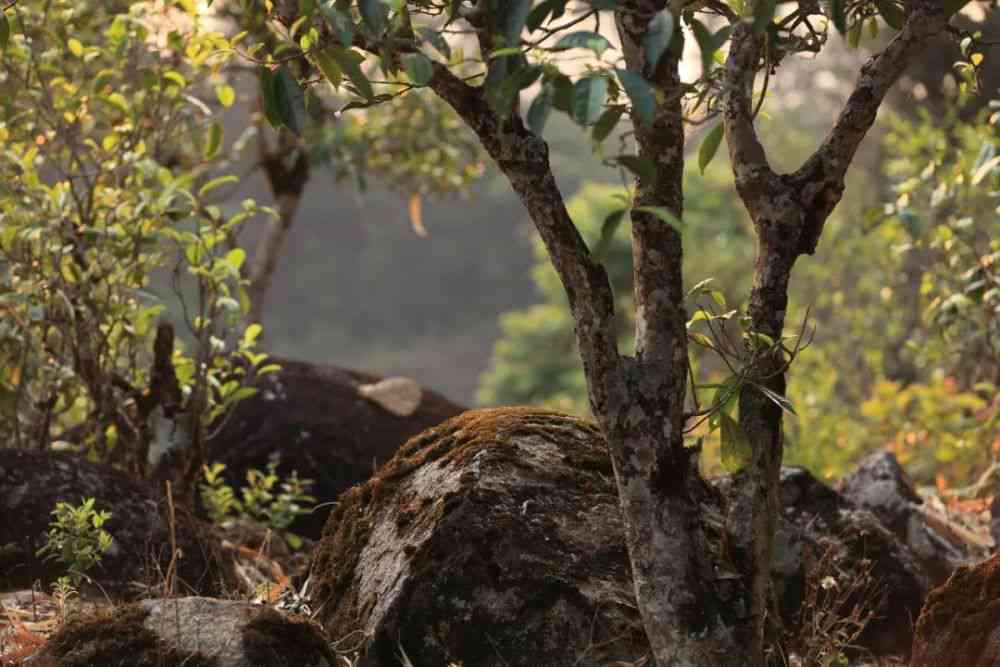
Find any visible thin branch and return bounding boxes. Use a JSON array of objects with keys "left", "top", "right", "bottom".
[{"left": 791, "top": 0, "right": 952, "bottom": 251}]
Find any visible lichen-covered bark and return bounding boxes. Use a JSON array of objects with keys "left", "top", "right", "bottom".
[
  {"left": 612, "top": 4, "right": 745, "bottom": 663},
  {"left": 722, "top": 4, "right": 952, "bottom": 661}
]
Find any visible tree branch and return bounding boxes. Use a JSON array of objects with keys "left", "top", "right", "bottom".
[
  {"left": 722, "top": 22, "right": 775, "bottom": 202},
  {"left": 792, "top": 0, "right": 950, "bottom": 252}
]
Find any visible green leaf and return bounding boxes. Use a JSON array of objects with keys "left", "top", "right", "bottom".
[
  {"left": 615, "top": 68, "right": 655, "bottom": 126},
  {"left": 331, "top": 46, "right": 374, "bottom": 100},
  {"left": 756, "top": 384, "right": 797, "bottom": 415},
  {"left": 592, "top": 106, "right": 625, "bottom": 143},
  {"left": 593, "top": 208, "right": 627, "bottom": 259},
  {"left": 876, "top": 0, "right": 904, "bottom": 30},
  {"left": 553, "top": 31, "right": 612, "bottom": 57},
  {"left": 633, "top": 206, "right": 683, "bottom": 229},
  {"left": 418, "top": 26, "right": 450, "bottom": 58},
  {"left": 551, "top": 73, "right": 575, "bottom": 114},
  {"left": 244, "top": 323, "right": 263, "bottom": 347},
  {"left": 198, "top": 175, "right": 238, "bottom": 197},
  {"left": 488, "top": 60, "right": 539, "bottom": 116},
  {"left": 830, "top": 0, "right": 848, "bottom": 34},
  {"left": 223, "top": 247, "right": 246, "bottom": 271},
  {"left": 708, "top": 374, "right": 740, "bottom": 430},
  {"left": 615, "top": 155, "right": 656, "bottom": 183},
  {"left": 259, "top": 68, "right": 283, "bottom": 129},
  {"left": 720, "top": 413, "right": 752, "bottom": 473},
  {"left": 203, "top": 121, "right": 223, "bottom": 160},
  {"left": 752, "top": 0, "right": 778, "bottom": 33},
  {"left": 526, "top": 0, "right": 567, "bottom": 32},
  {"left": 273, "top": 66, "right": 307, "bottom": 135},
  {"left": 572, "top": 75, "right": 606, "bottom": 126},
  {"left": 644, "top": 10, "right": 674, "bottom": 70},
  {"left": 689, "top": 19, "right": 724, "bottom": 74},
  {"left": 0, "top": 13, "right": 10, "bottom": 51},
  {"left": 698, "top": 122, "right": 724, "bottom": 174},
  {"left": 401, "top": 52, "right": 434, "bottom": 86},
  {"left": 848, "top": 20, "right": 863, "bottom": 49},
  {"left": 314, "top": 49, "right": 343, "bottom": 89},
  {"left": 527, "top": 85, "right": 553, "bottom": 137},
  {"left": 320, "top": 2, "right": 354, "bottom": 46},
  {"left": 358, "top": 0, "right": 386, "bottom": 36},
  {"left": 215, "top": 84, "right": 236, "bottom": 108},
  {"left": 503, "top": 0, "right": 533, "bottom": 46}
]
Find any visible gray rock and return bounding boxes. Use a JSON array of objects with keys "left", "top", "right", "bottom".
[
  {"left": 32, "top": 597, "right": 334, "bottom": 666},
  {"left": 840, "top": 451, "right": 970, "bottom": 582}
]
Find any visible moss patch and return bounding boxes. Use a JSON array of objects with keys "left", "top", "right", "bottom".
[
  {"left": 43, "top": 604, "right": 218, "bottom": 666},
  {"left": 913, "top": 554, "right": 1000, "bottom": 665},
  {"left": 242, "top": 607, "right": 335, "bottom": 666}
]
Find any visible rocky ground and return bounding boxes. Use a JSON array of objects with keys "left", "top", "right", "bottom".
[{"left": 1, "top": 363, "right": 995, "bottom": 666}]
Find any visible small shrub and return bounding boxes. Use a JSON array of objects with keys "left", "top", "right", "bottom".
[
  {"left": 36, "top": 498, "right": 113, "bottom": 585},
  {"left": 199, "top": 459, "right": 316, "bottom": 549}
]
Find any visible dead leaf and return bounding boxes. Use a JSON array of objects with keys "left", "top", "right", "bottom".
[{"left": 358, "top": 377, "right": 423, "bottom": 417}]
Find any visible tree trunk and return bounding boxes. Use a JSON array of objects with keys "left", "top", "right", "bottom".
[
  {"left": 427, "top": 58, "right": 743, "bottom": 663},
  {"left": 740, "top": 223, "right": 798, "bottom": 659}
]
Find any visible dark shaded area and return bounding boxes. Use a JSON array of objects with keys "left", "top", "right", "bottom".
[
  {"left": 204, "top": 358, "right": 464, "bottom": 539},
  {"left": 242, "top": 607, "right": 335, "bottom": 667},
  {"left": 0, "top": 449, "right": 236, "bottom": 598}
]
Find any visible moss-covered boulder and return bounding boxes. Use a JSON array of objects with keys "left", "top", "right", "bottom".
[
  {"left": 202, "top": 358, "right": 464, "bottom": 539},
  {"left": 303, "top": 407, "right": 647, "bottom": 667},
  {"left": 0, "top": 449, "right": 235, "bottom": 597},
  {"left": 33, "top": 597, "right": 334, "bottom": 666},
  {"left": 910, "top": 553, "right": 1000, "bottom": 667},
  {"left": 302, "top": 407, "right": 943, "bottom": 665}
]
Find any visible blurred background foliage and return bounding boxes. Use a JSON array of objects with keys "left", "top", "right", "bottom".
[
  {"left": 1, "top": 0, "right": 996, "bottom": 493},
  {"left": 479, "top": 102, "right": 999, "bottom": 486}
]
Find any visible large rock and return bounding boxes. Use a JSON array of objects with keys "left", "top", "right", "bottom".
[
  {"left": 769, "top": 467, "right": 931, "bottom": 657},
  {"left": 33, "top": 597, "right": 334, "bottom": 666},
  {"left": 302, "top": 407, "right": 938, "bottom": 665},
  {"left": 0, "top": 449, "right": 235, "bottom": 598},
  {"left": 304, "top": 407, "right": 648, "bottom": 667},
  {"left": 205, "top": 358, "right": 464, "bottom": 539},
  {"left": 911, "top": 553, "right": 1000, "bottom": 667},
  {"left": 840, "top": 451, "right": 971, "bottom": 583}
]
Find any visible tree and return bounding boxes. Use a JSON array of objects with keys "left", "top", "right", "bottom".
[
  {"left": 0, "top": 0, "right": 275, "bottom": 495},
  {"left": 241, "top": 0, "right": 975, "bottom": 663}
]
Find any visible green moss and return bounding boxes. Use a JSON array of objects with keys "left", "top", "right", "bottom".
[
  {"left": 242, "top": 607, "right": 335, "bottom": 666},
  {"left": 44, "top": 604, "right": 219, "bottom": 667},
  {"left": 308, "top": 407, "right": 603, "bottom": 637}
]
